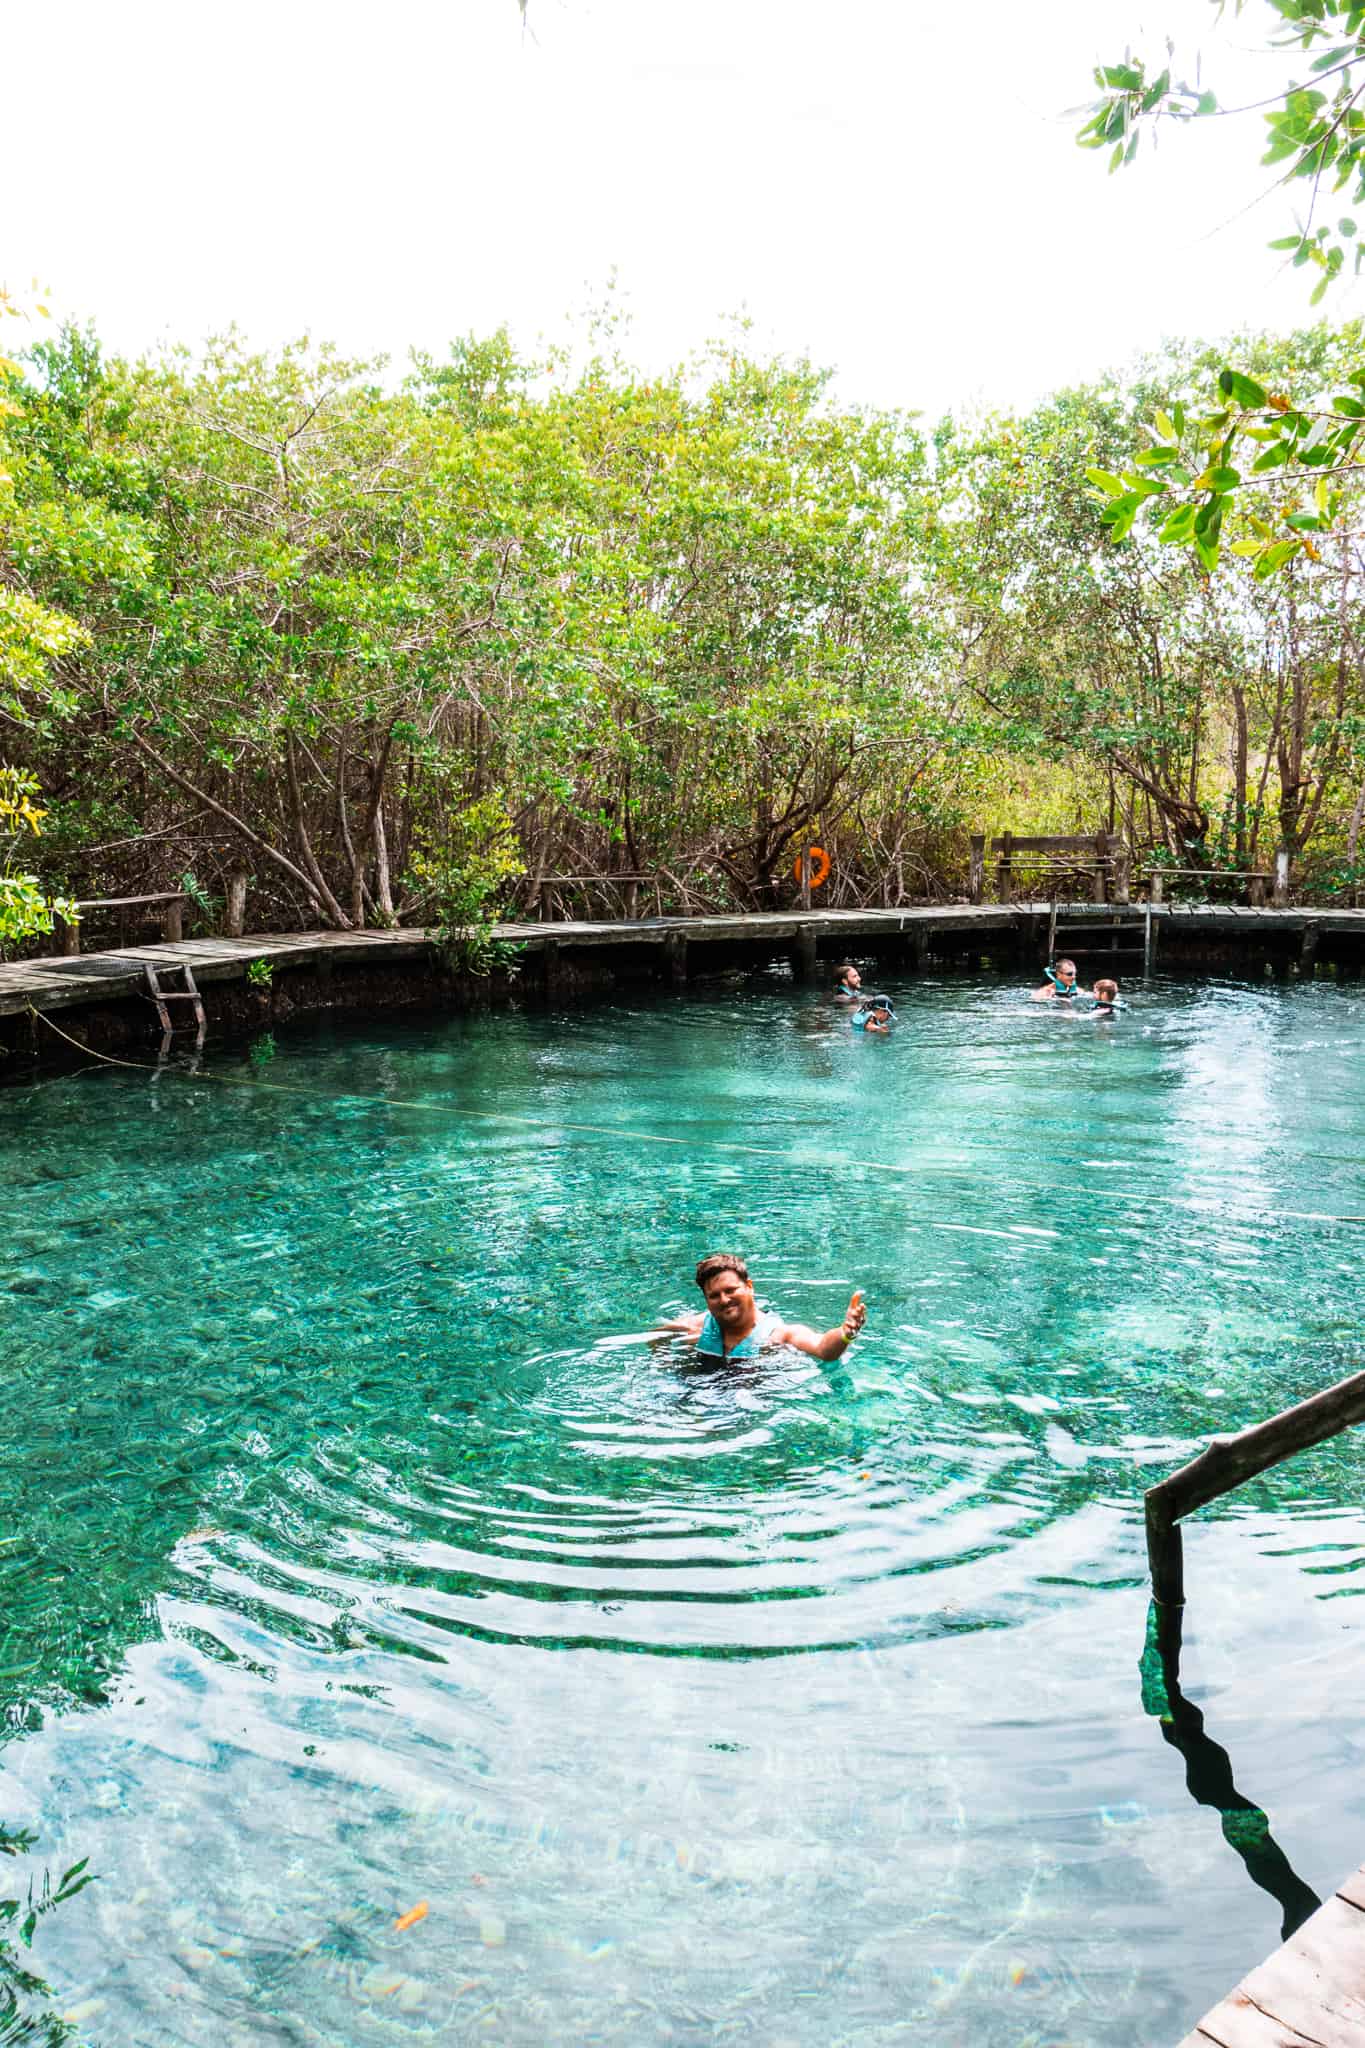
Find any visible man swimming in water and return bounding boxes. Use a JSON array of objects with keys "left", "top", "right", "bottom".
[
  {"left": 1031, "top": 958, "right": 1079, "bottom": 1002},
  {"left": 834, "top": 962, "right": 863, "bottom": 1000},
  {"left": 653, "top": 1253, "right": 867, "bottom": 1363}
]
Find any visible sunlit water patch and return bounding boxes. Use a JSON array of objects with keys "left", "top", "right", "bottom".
[{"left": 3, "top": 974, "right": 1365, "bottom": 2044}]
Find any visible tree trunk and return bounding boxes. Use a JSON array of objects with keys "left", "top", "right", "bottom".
[
  {"left": 1230, "top": 682, "right": 1249, "bottom": 869},
  {"left": 373, "top": 801, "right": 395, "bottom": 921}
]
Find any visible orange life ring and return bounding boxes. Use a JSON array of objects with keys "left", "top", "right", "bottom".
[{"left": 795, "top": 845, "right": 831, "bottom": 889}]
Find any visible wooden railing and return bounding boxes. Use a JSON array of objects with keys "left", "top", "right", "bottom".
[
  {"left": 1145, "top": 1367, "right": 1365, "bottom": 1605},
  {"left": 970, "top": 831, "right": 1129, "bottom": 905},
  {"left": 1141, "top": 866, "right": 1275, "bottom": 907},
  {"left": 54, "top": 891, "right": 188, "bottom": 956}
]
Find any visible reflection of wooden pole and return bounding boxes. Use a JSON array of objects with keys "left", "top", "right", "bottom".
[{"left": 1145, "top": 1367, "right": 1365, "bottom": 1605}]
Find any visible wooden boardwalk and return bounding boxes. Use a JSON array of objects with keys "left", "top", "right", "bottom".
[
  {"left": 1179, "top": 1862, "right": 1365, "bottom": 2046},
  {"left": 3, "top": 899, "right": 1365, "bottom": 1019}
]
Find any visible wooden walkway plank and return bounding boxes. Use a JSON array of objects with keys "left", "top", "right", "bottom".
[
  {"left": 3, "top": 901, "right": 1365, "bottom": 1024},
  {"left": 1178, "top": 1870, "right": 1365, "bottom": 2048}
]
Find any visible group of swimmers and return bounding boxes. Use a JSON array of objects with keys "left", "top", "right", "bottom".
[
  {"left": 832, "top": 955, "right": 1123, "bottom": 1026},
  {"left": 1030, "top": 958, "right": 1123, "bottom": 1017},
  {"left": 832, "top": 962, "right": 896, "bottom": 1031}
]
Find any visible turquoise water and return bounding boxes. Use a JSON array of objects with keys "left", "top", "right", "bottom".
[{"left": 3, "top": 972, "right": 1365, "bottom": 2045}]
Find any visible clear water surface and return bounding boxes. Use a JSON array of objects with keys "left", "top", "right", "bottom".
[{"left": 3, "top": 972, "right": 1365, "bottom": 2046}]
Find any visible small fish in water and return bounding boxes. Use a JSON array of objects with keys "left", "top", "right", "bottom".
[{"left": 393, "top": 1901, "right": 428, "bottom": 1932}]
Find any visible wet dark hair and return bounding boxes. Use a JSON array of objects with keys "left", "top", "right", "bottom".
[
  {"left": 1095, "top": 977, "right": 1119, "bottom": 1002},
  {"left": 695, "top": 1253, "right": 750, "bottom": 1293}
]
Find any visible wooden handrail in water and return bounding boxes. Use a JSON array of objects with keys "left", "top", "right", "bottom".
[{"left": 1146, "top": 1367, "right": 1365, "bottom": 1605}]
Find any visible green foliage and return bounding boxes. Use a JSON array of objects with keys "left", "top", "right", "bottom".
[
  {"left": 0, "top": 768, "right": 77, "bottom": 954},
  {"left": 1080, "top": 1, "right": 1365, "bottom": 294},
  {"left": 410, "top": 796, "right": 526, "bottom": 975},
  {"left": 246, "top": 957, "right": 274, "bottom": 989},
  {"left": 4, "top": 309, "right": 1365, "bottom": 915}
]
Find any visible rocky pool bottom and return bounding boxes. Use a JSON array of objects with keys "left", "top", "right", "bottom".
[{"left": 3, "top": 972, "right": 1364, "bottom": 2045}]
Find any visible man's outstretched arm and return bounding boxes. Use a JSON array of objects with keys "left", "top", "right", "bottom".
[
  {"left": 781, "top": 1291, "right": 865, "bottom": 1362},
  {"left": 648, "top": 1313, "right": 703, "bottom": 1343}
]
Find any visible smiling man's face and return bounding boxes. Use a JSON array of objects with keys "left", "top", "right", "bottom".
[{"left": 702, "top": 1267, "right": 756, "bottom": 1330}]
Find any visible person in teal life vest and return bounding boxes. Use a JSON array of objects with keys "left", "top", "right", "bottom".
[
  {"left": 834, "top": 962, "right": 863, "bottom": 1001},
  {"left": 652, "top": 1253, "right": 867, "bottom": 1363},
  {"left": 1031, "top": 957, "right": 1079, "bottom": 1002},
  {"left": 853, "top": 994, "right": 895, "bottom": 1033}
]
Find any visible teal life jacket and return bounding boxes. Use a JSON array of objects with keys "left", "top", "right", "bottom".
[{"left": 696, "top": 1308, "right": 783, "bottom": 1360}]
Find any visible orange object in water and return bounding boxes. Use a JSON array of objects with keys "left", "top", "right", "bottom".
[
  {"left": 794, "top": 845, "right": 831, "bottom": 889},
  {"left": 394, "top": 1901, "right": 429, "bottom": 1932}
]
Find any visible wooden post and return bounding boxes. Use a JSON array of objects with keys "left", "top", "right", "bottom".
[
  {"left": 163, "top": 897, "right": 184, "bottom": 943},
  {"left": 997, "top": 831, "right": 1013, "bottom": 904},
  {"left": 56, "top": 911, "right": 81, "bottom": 957},
  {"left": 793, "top": 927, "right": 818, "bottom": 982},
  {"left": 800, "top": 850, "right": 812, "bottom": 912},
  {"left": 1092, "top": 832, "right": 1108, "bottom": 905},
  {"left": 969, "top": 833, "right": 985, "bottom": 905},
  {"left": 1273, "top": 848, "right": 1291, "bottom": 908},
  {"left": 1113, "top": 843, "right": 1131, "bottom": 906},
  {"left": 1249, "top": 874, "right": 1266, "bottom": 909},
  {"left": 1150, "top": 871, "right": 1164, "bottom": 907},
  {"left": 664, "top": 931, "right": 687, "bottom": 986},
  {"left": 623, "top": 879, "right": 640, "bottom": 920},
  {"left": 225, "top": 871, "right": 249, "bottom": 938},
  {"left": 1145, "top": 1500, "right": 1185, "bottom": 1608},
  {"left": 1143, "top": 1366, "right": 1365, "bottom": 1605}
]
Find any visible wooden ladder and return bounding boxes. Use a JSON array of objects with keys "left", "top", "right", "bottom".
[
  {"left": 144, "top": 960, "right": 206, "bottom": 1042},
  {"left": 1047, "top": 900, "right": 1154, "bottom": 977}
]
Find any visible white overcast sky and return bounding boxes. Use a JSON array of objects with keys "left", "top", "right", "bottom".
[{"left": 4, "top": 0, "right": 1354, "bottom": 416}]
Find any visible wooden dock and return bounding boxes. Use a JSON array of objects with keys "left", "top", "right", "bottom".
[
  {"left": 3, "top": 900, "right": 1365, "bottom": 1021},
  {"left": 1179, "top": 1862, "right": 1365, "bottom": 2046}
]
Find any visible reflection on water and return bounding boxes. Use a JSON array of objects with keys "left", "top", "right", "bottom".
[
  {"left": 1140, "top": 1601, "right": 1321, "bottom": 1943},
  {"left": 2, "top": 974, "right": 1365, "bottom": 2043}
]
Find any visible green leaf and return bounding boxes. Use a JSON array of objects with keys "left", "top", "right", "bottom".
[
  {"left": 1218, "top": 370, "right": 1269, "bottom": 407},
  {"left": 1251, "top": 441, "right": 1292, "bottom": 471},
  {"left": 1333, "top": 394, "right": 1365, "bottom": 415},
  {"left": 1208, "top": 467, "right": 1242, "bottom": 489},
  {"left": 1256, "top": 539, "right": 1300, "bottom": 577},
  {"left": 1085, "top": 467, "right": 1127, "bottom": 496},
  {"left": 1158, "top": 503, "right": 1198, "bottom": 541}
]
